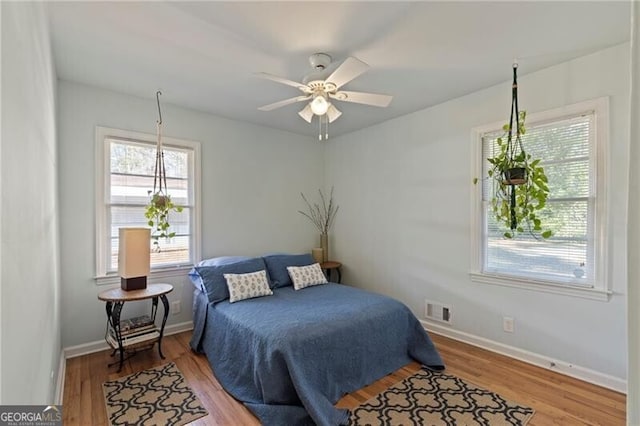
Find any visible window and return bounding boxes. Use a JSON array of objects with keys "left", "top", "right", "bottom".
[
  {"left": 470, "top": 98, "right": 609, "bottom": 300},
  {"left": 96, "top": 127, "right": 201, "bottom": 283}
]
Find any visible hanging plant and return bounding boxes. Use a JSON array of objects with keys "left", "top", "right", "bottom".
[
  {"left": 480, "top": 64, "right": 552, "bottom": 239},
  {"left": 145, "top": 192, "right": 182, "bottom": 240},
  {"left": 144, "top": 91, "right": 183, "bottom": 246}
]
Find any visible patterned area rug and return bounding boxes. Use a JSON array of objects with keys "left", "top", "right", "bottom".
[
  {"left": 102, "top": 362, "right": 208, "bottom": 426},
  {"left": 350, "top": 369, "right": 534, "bottom": 426}
]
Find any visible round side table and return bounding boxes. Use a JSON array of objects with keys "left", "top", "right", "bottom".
[
  {"left": 320, "top": 261, "right": 342, "bottom": 283},
  {"left": 98, "top": 283, "right": 173, "bottom": 371}
]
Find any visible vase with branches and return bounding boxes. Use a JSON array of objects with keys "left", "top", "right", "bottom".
[{"left": 299, "top": 187, "right": 339, "bottom": 261}]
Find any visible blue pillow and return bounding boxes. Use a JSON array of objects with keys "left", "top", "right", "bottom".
[
  {"left": 197, "top": 256, "right": 252, "bottom": 267},
  {"left": 193, "top": 257, "right": 271, "bottom": 304},
  {"left": 188, "top": 256, "right": 253, "bottom": 292},
  {"left": 263, "top": 253, "right": 315, "bottom": 289}
]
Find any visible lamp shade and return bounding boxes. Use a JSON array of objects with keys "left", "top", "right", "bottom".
[
  {"left": 310, "top": 95, "right": 329, "bottom": 115},
  {"left": 118, "top": 227, "right": 150, "bottom": 290}
]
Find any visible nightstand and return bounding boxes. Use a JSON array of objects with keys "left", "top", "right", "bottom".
[
  {"left": 98, "top": 283, "right": 173, "bottom": 372},
  {"left": 320, "top": 261, "right": 342, "bottom": 283}
]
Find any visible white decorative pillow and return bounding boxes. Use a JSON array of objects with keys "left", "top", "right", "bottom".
[
  {"left": 287, "top": 263, "right": 328, "bottom": 290},
  {"left": 223, "top": 270, "right": 273, "bottom": 303}
]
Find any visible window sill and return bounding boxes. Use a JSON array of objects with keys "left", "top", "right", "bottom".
[
  {"left": 95, "top": 265, "right": 193, "bottom": 286},
  {"left": 469, "top": 272, "right": 611, "bottom": 301}
]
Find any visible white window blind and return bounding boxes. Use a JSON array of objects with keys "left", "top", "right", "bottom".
[
  {"left": 481, "top": 113, "right": 594, "bottom": 285},
  {"left": 96, "top": 127, "right": 201, "bottom": 280},
  {"left": 108, "top": 138, "right": 193, "bottom": 271},
  {"left": 471, "top": 98, "right": 609, "bottom": 299}
]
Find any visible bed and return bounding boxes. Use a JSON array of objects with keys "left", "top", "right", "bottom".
[{"left": 189, "top": 254, "right": 444, "bottom": 426}]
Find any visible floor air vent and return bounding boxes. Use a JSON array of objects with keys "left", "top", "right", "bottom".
[{"left": 424, "top": 300, "right": 452, "bottom": 324}]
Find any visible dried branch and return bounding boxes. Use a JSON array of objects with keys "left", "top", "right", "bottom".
[{"left": 299, "top": 187, "right": 339, "bottom": 234}]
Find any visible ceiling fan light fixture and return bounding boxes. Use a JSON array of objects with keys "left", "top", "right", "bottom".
[
  {"left": 256, "top": 55, "right": 393, "bottom": 137},
  {"left": 310, "top": 95, "right": 329, "bottom": 115}
]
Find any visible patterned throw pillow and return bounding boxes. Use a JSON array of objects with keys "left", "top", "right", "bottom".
[
  {"left": 263, "top": 253, "right": 315, "bottom": 288},
  {"left": 287, "top": 263, "right": 328, "bottom": 290},
  {"left": 223, "top": 270, "right": 273, "bottom": 303}
]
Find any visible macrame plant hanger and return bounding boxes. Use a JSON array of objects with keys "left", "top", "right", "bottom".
[
  {"left": 506, "top": 63, "right": 525, "bottom": 231},
  {"left": 153, "top": 90, "right": 168, "bottom": 198}
]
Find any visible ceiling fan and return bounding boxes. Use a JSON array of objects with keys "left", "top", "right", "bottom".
[{"left": 256, "top": 53, "right": 392, "bottom": 139}]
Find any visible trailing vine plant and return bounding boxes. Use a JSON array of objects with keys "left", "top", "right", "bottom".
[
  {"left": 145, "top": 192, "right": 182, "bottom": 240},
  {"left": 477, "top": 64, "right": 553, "bottom": 239},
  {"left": 144, "top": 91, "right": 183, "bottom": 249}
]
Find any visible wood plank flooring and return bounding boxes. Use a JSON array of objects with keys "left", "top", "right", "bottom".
[{"left": 63, "top": 331, "right": 625, "bottom": 425}]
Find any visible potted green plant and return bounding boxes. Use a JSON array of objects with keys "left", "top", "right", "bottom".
[
  {"left": 145, "top": 191, "right": 183, "bottom": 243},
  {"left": 475, "top": 64, "right": 552, "bottom": 239},
  {"left": 144, "top": 91, "right": 183, "bottom": 248},
  {"left": 485, "top": 111, "right": 552, "bottom": 239}
]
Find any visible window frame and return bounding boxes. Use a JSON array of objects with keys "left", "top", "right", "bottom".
[
  {"left": 95, "top": 126, "right": 201, "bottom": 285},
  {"left": 470, "top": 97, "right": 611, "bottom": 301}
]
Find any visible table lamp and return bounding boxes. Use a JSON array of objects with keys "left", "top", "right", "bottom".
[{"left": 118, "top": 228, "right": 150, "bottom": 291}]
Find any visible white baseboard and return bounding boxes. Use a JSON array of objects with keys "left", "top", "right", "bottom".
[
  {"left": 165, "top": 321, "right": 194, "bottom": 337},
  {"left": 421, "top": 320, "right": 627, "bottom": 394},
  {"left": 63, "top": 321, "right": 194, "bottom": 359},
  {"left": 54, "top": 349, "right": 66, "bottom": 405}
]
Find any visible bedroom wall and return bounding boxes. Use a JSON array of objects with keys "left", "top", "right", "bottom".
[
  {"left": 57, "top": 81, "right": 323, "bottom": 347},
  {"left": 627, "top": 0, "right": 639, "bottom": 420},
  {"left": 325, "top": 43, "right": 630, "bottom": 381},
  {"left": 1, "top": 2, "right": 61, "bottom": 403},
  {"left": 1, "top": 3, "right": 3, "bottom": 402}
]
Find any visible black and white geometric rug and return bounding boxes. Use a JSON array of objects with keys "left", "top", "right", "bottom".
[
  {"left": 102, "top": 362, "right": 208, "bottom": 426},
  {"left": 350, "top": 369, "right": 534, "bottom": 426}
]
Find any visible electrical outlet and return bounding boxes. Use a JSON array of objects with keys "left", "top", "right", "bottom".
[
  {"left": 503, "top": 316, "right": 514, "bottom": 333},
  {"left": 171, "top": 300, "right": 181, "bottom": 315}
]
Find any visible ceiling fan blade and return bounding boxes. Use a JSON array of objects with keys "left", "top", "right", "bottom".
[
  {"left": 254, "top": 72, "right": 310, "bottom": 93},
  {"left": 326, "top": 104, "right": 342, "bottom": 123},
  {"left": 298, "top": 103, "right": 313, "bottom": 123},
  {"left": 330, "top": 90, "right": 392, "bottom": 107},
  {"left": 258, "top": 95, "right": 310, "bottom": 111},
  {"left": 325, "top": 57, "right": 370, "bottom": 89}
]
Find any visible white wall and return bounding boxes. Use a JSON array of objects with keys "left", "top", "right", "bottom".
[
  {"left": 627, "top": 0, "right": 639, "bottom": 421},
  {"left": 1, "top": 0, "right": 4, "bottom": 403},
  {"left": 325, "top": 43, "right": 630, "bottom": 380},
  {"left": 1, "top": 2, "right": 61, "bottom": 403},
  {"left": 57, "top": 81, "right": 323, "bottom": 347}
]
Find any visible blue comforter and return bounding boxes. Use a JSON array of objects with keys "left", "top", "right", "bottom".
[{"left": 191, "top": 284, "right": 444, "bottom": 426}]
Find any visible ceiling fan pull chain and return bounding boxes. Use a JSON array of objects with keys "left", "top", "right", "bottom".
[
  {"left": 318, "top": 115, "right": 322, "bottom": 140},
  {"left": 325, "top": 115, "right": 329, "bottom": 140}
]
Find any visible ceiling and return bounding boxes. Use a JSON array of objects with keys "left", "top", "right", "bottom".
[{"left": 47, "top": 1, "right": 631, "bottom": 139}]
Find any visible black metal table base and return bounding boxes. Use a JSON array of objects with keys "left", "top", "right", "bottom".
[
  {"left": 326, "top": 268, "right": 342, "bottom": 283},
  {"left": 105, "top": 294, "right": 170, "bottom": 372}
]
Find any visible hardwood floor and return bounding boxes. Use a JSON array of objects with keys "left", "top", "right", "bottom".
[{"left": 63, "top": 331, "right": 625, "bottom": 425}]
